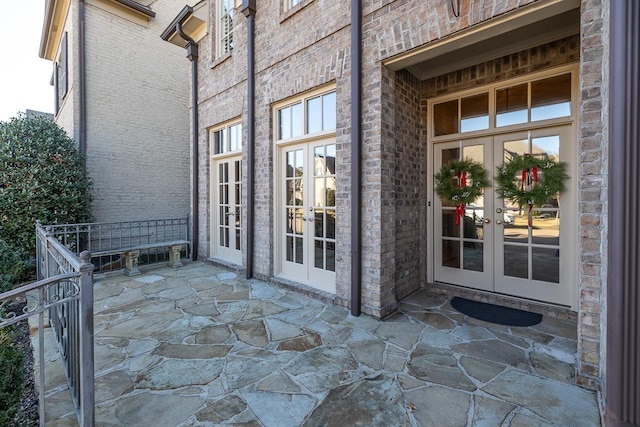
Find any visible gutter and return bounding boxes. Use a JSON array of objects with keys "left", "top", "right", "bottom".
[
  {"left": 79, "top": 0, "right": 86, "bottom": 157},
  {"left": 350, "top": 0, "right": 362, "bottom": 316},
  {"left": 242, "top": 0, "right": 256, "bottom": 279},
  {"left": 161, "top": 7, "right": 200, "bottom": 261},
  {"left": 112, "top": 0, "right": 155, "bottom": 18},
  {"left": 176, "top": 22, "right": 200, "bottom": 262}
]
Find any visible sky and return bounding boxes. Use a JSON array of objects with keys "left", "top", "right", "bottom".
[{"left": 0, "top": 0, "right": 54, "bottom": 122}]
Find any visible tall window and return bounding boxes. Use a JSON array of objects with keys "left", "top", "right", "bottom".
[
  {"left": 54, "top": 32, "right": 68, "bottom": 114},
  {"left": 285, "top": 0, "right": 303, "bottom": 9},
  {"left": 218, "top": 0, "right": 234, "bottom": 57}
]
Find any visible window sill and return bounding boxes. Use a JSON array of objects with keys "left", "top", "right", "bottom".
[
  {"left": 280, "top": 0, "right": 315, "bottom": 23},
  {"left": 211, "top": 51, "right": 232, "bottom": 69}
]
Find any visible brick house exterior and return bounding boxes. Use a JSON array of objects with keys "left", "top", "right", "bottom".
[
  {"left": 39, "top": 0, "right": 192, "bottom": 223},
  {"left": 168, "top": 0, "right": 637, "bottom": 422}
]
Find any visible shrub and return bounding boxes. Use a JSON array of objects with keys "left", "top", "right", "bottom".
[
  {"left": 0, "top": 239, "right": 27, "bottom": 294},
  {"left": 0, "top": 115, "right": 92, "bottom": 259},
  {"left": 0, "top": 326, "right": 26, "bottom": 426}
]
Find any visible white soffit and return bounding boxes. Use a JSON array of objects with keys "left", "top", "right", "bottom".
[
  {"left": 384, "top": 0, "right": 580, "bottom": 80},
  {"left": 165, "top": 2, "right": 207, "bottom": 47}
]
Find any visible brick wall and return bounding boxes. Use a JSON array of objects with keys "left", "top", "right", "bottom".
[
  {"left": 422, "top": 36, "right": 581, "bottom": 97},
  {"left": 197, "top": 1, "right": 352, "bottom": 303},
  {"left": 197, "top": 1, "right": 609, "bottom": 392},
  {"left": 576, "top": 0, "right": 608, "bottom": 391},
  {"left": 393, "top": 70, "right": 426, "bottom": 301},
  {"left": 81, "top": 0, "right": 191, "bottom": 223},
  {"left": 360, "top": 0, "right": 544, "bottom": 316}
]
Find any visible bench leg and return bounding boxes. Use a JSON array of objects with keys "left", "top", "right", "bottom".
[
  {"left": 124, "top": 250, "right": 141, "bottom": 276},
  {"left": 169, "top": 245, "right": 183, "bottom": 268}
]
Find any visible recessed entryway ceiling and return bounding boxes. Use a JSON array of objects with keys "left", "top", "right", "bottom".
[{"left": 384, "top": 0, "right": 580, "bottom": 80}]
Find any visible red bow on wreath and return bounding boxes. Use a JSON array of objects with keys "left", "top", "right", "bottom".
[
  {"left": 455, "top": 171, "right": 467, "bottom": 226},
  {"left": 521, "top": 167, "right": 538, "bottom": 227}
]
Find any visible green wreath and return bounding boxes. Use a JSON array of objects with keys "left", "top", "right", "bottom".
[
  {"left": 495, "top": 155, "right": 568, "bottom": 207},
  {"left": 434, "top": 159, "right": 489, "bottom": 205}
]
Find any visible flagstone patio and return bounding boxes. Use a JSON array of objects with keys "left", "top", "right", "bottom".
[{"left": 38, "top": 261, "right": 601, "bottom": 426}]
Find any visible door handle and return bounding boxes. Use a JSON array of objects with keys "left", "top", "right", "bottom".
[
  {"left": 484, "top": 219, "right": 491, "bottom": 224},
  {"left": 495, "top": 220, "right": 503, "bottom": 225}
]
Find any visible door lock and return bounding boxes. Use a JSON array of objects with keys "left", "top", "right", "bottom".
[
  {"left": 495, "top": 220, "right": 503, "bottom": 225},
  {"left": 484, "top": 218, "right": 491, "bottom": 224}
]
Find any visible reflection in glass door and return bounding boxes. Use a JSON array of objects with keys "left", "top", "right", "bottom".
[
  {"left": 213, "top": 157, "right": 242, "bottom": 263},
  {"left": 281, "top": 141, "right": 336, "bottom": 293}
]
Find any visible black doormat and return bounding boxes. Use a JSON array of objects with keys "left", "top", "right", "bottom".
[{"left": 450, "top": 297, "right": 542, "bottom": 327}]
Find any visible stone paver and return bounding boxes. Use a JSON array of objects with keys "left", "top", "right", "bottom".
[{"left": 37, "top": 261, "right": 601, "bottom": 426}]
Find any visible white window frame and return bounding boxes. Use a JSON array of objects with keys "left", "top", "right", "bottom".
[
  {"left": 217, "top": 0, "right": 234, "bottom": 58},
  {"left": 273, "top": 85, "right": 337, "bottom": 144},
  {"left": 211, "top": 121, "right": 242, "bottom": 156},
  {"left": 425, "top": 64, "right": 579, "bottom": 308},
  {"left": 284, "top": 0, "right": 304, "bottom": 10},
  {"left": 272, "top": 85, "right": 338, "bottom": 292},
  {"left": 429, "top": 64, "right": 579, "bottom": 142},
  {"left": 210, "top": 119, "right": 243, "bottom": 264}
]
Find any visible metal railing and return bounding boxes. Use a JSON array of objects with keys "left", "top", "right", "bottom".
[
  {"left": 0, "top": 224, "right": 94, "bottom": 426},
  {"left": 43, "top": 216, "right": 189, "bottom": 273}
]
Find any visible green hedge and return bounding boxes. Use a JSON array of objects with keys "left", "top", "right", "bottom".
[
  {"left": 0, "top": 115, "right": 92, "bottom": 260},
  {"left": 0, "top": 239, "right": 27, "bottom": 295},
  {"left": 0, "top": 326, "right": 26, "bottom": 425}
]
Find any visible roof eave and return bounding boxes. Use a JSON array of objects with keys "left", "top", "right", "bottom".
[
  {"left": 160, "top": 5, "right": 193, "bottom": 45},
  {"left": 39, "top": 0, "right": 56, "bottom": 59},
  {"left": 112, "top": 0, "right": 155, "bottom": 18}
]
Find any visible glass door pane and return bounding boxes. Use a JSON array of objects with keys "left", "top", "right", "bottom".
[
  {"left": 312, "top": 143, "right": 336, "bottom": 272},
  {"left": 493, "top": 126, "right": 574, "bottom": 306},
  {"left": 285, "top": 149, "right": 304, "bottom": 265},
  {"left": 280, "top": 141, "right": 337, "bottom": 294},
  {"left": 212, "top": 156, "right": 242, "bottom": 264},
  {"left": 433, "top": 138, "right": 493, "bottom": 291}
]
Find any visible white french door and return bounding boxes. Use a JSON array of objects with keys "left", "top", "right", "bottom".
[
  {"left": 212, "top": 156, "right": 242, "bottom": 264},
  {"left": 278, "top": 140, "right": 336, "bottom": 293},
  {"left": 434, "top": 137, "right": 494, "bottom": 291},
  {"left": 433, "top": 125, "right": 575, "bottom": 307}
]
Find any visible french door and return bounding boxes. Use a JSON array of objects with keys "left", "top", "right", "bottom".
[
  {"left": 279, "top": 140, "right": 336, "bottom": 293},
  {"left": 433, "top": 125, "right": 575, "bottom": 306},
  {"left": 212, "top": 156, "right": 242, "bottom": 263}
]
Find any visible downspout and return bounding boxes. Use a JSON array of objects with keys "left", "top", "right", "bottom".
[
  {"left": 79, "top": 0, "right": 86, "bottom": 157},
  {"left": 242, "top": 0, "right": 256, "bottom": 279},
  {"left": 350, "top": 0, "right": 362, "bottom": 316},
  {"left": 176, "top": 23, "right": 199, "bottom": 261},
  {"left": 607, "top": 1, "right": 640, "bottom": 425}
]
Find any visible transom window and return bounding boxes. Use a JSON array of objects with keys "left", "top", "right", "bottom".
[
  {"left": 433, "top": 71, "right": 573, "bottom": 137},
  {"left": 217, "top": 0, "right": 234, "bottom": 57},
  {"left": 211, "top": 122, "right": 242, "bottom": 155},
  {"left": 277, "top": 90, "right": 336, "bottom": 140}
]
